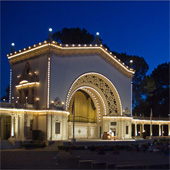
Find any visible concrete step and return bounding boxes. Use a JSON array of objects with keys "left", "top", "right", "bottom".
[{"left": 0, "top": 140, "right": 21, "bottom": 150}]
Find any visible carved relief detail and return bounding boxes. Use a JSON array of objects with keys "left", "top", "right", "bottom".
[{"left": 74, "top": 75, "right": 118, "bottom": 116}]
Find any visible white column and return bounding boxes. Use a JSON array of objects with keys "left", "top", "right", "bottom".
[
  {"left": 162, "top": 124, "right": 164, "bottom": 136},
  {"left": 47, "top": 113, "right": 52, "bottom": 140},
  {"left": 135, "top": 123, "right": 137, "bottom": 137},
  {"left": 14, "top": 114, "right": 18, "bottom": 139},
  {"left": 150, "top": 123, "right": 152, "bottom": 136},
  {"left": 11, "top": 114, "right": 15, "bottom": 137},
  {"left": 122, "top": 120, "right": 124, "bottom": 139},
  {"left": 168, "top": 124, "right": 170, "bottom": 136},
  {"left": 140, "top": 124, "right": 143, "bottom": 137},
  {"left": 129, "top": 121, "right": 132, "bottom": 138},
  {"left": 159, "top": 124, "right": 161, "bottom": 136}
]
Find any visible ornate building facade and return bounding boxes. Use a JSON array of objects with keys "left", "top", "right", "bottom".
[{"left": 0, "top": 33, "right": 170, "bottom": 142}]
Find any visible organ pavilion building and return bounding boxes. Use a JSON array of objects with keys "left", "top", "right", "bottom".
[{"left": 0, "top": 30, "right": 170, "bottom": 143}]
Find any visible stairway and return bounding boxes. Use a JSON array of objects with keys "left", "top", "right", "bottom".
[{"left": 0, "top": 140, "right": 22, "bottom": 150}]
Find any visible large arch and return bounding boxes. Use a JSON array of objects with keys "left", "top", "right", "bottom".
[{"left": 66, "top": 72, "right": 122, "bottom": 116}]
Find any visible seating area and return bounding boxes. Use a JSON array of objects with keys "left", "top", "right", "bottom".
[{"left": 67, "top": 141, "right": 170, "bottom": 169}]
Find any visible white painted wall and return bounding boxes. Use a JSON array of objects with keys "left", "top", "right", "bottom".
[{"left": 50, "top": 54, "right": 132, "bottom": 114}]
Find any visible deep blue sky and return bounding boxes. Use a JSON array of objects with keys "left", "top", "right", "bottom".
[{"left": 1, "top": 1, "right": 169, "bottom": 98}]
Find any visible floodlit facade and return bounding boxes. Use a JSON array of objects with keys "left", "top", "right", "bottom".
[{"left": 0, "top": 33, "right": 170, "bottom": 142}]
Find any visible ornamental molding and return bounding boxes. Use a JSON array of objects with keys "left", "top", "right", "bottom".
[
  {"left": 66, "top": 73, "right": 122, "bottom": 116},
  {"left": 7, "top": 42, "right": 134, "bottom": 77}
]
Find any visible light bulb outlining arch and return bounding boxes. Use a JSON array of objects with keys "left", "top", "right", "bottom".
[{"left": 66, "top": 72, "right": 122, "bottom": 116}]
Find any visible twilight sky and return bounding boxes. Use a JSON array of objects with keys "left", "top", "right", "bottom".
[{"left": 0, "top": 1, "right": 169, "bottom": 98}]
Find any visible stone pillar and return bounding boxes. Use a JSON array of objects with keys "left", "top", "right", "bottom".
[
  {"left": 47, "top": 113, "right": 52, "bottom": 140},
  {"left": 11, "top": 114, "right": 15, "bottom": 137},
  {"left": 14, "top": 114, "right": 18, "bottom": 139},
  {"left": 140, "top": 124, "right": 144, "bottom": 138},
  {"left": 19, "top": 114, "right": 25, "bottom": 141},
  {"left": 129, "top": 121, "right": 132, "bottom": 138},
  {"left": 122, "top": 120, "right": 124, "bottom": 139},
  {"left": 135, "top": 123, "right": 137, "bottom": 137},
  {"left": 159, "top": 124, "right": 161, "bottom": 136},
  {"left": 150, "top": 123, "right": 152, "bottom": 137},
  {"left": 162, "top": 124, "right": 164, "bottom": 136}
]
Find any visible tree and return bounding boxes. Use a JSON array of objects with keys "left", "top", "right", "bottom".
[
  {"left": 1, "top": 85, "right": 9, "bottom": 102},
  {"left": 111, "top": 52, "right": 149, "bottom": 113},
  {"left": 52, "top": 27, "right": 95, "bottom": 44},
  {"left": 146, "top": 62, "right": 169, "bottom": 117}
]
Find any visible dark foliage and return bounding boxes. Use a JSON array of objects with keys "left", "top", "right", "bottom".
[{"left": 52, "top": 27, "right": 94, "bottom": 44}]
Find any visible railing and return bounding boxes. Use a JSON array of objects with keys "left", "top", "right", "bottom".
[
  {"left": 68, "top": 116, "right": 97, "bottom": 123},
  {"left": 133, "top": 116, "right": 169, "bottom": 121}
]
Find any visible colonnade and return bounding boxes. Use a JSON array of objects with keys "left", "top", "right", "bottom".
[{"left": 133, "top": 120, "right": 170, "bottom": 138}]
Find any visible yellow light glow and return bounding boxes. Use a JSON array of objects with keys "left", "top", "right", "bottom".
[
  {"left": 16, "top": 82, "right": 39, "bottom": 89},
  {"left": 19, "top": 80, "right": 28, "bottom": 84}
]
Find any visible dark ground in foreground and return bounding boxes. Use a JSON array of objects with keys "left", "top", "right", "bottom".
[{"left": 0, "top": 148, "right": 169, "bottom": 170}]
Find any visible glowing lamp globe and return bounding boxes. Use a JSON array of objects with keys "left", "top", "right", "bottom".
[
  {"left": 11, "top": 43, "right": 15, "bottom": 46},
  {"left": 96, "top": 32, "right": 99, "bottom": 36},
  {"left": 49, "top": 28, "right": 52, "bottom": 32}
]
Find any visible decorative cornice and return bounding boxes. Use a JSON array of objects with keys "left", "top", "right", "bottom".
[{"left": 7, "top": 41, "right": 135, "bottom": 76}]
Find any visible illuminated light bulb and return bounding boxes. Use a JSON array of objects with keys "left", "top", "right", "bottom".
[
  {"left": 10, "top": 53, "right": 12, "bottom": 55},
  {"left": 114, "top": 56, "right": 116, "bottom": 58},
  {"left": 14, "top": 51, "right": 17, "bottom": 54},
  {"left": 34, "top": 45, "right": 36, "bottom": 47},
  {"left": 130, "top": 60, "right": 133, "bottom": 63},
  {"left": 105, "top": 48, "right": 107, "bottom": 51},
  {"left": 72, "top": 44, "right": 75, "bottom": 47},
  {"left": 66, "top": 44, "right": 68, "bottom": 47},
  {"left": 49, "top": 28, "right": 52, "bottom": 32},
  {"left": 7, "top": 54, "right": 9, "bottom": 57},
  {"left": 28, "top": 46, "right": 31, "bottom": 49},
  {"left": 110, "top": 52, "right": 112, "bottom": 54},
  {"left": 39, "top": 43, "right": 41, "bottom": 45},
  {"left": 84, "top": 44, "right": 87, "bottom": 47},
  {"left": 52, "top": 41, "right": 55, "bottom": 43},
  {"left": 90, "top": 44, "right": 92, "bottom": 47},
  {"left": 11, "top": 43, "right": 15, "bottom": 46},
  {"left": 96, "top": 32, "right": 99, "bottom": 36},
  {"left": 24, "top": 48, "right": 26, "bottom": 50},
  {"left": 78, "top": 44, "right": 81, "bottom": 47},
  {"left": 44, "top": 40, "right": 47, "bottom": 43},
  {"left": 19, "top": 50, "right": 21, "bottom": 52},
  {"left": 60, "top": 44, "right": 62, "bottom": 46},
  {"left": 95, "top": 44, "right": 97, "bottom": 46},
  {"left": 100, "top": 44, "right": 103, "bottom": 47}
]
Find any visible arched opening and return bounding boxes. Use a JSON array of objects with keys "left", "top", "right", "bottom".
[
  {"left": 68, "top": 90, "right": 97, "bottom": 123},
  {"left": 66, "top": 72, "right": 122, "bottom": 139}
]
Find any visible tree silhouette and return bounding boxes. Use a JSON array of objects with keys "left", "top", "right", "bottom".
[{"left": 52, "top": 27, "right": 94, "bottom": 44}]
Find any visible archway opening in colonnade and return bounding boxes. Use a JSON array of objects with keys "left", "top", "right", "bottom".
[{"left": 0, "top": 116, "right": 11, "bottom": 140}]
